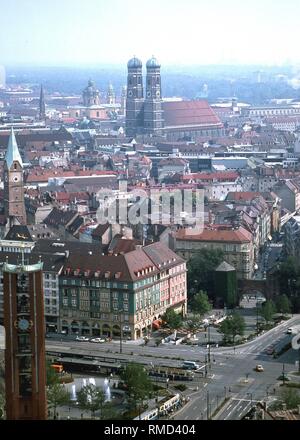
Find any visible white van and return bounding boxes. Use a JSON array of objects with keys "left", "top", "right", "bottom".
[{"left": 182, "top": 361, "right": 200, "bottom": 370}]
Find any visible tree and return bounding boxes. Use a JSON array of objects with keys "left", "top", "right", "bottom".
[
  {"left": 275, "top": 294, "right": 291, "bottom": 316},
  {"left": 280, "top": 388, "right": 300, "bottom": 410},
  {"left": 190, "top": 291, "right": 211, "bottom": 316},
  {"left": 120, "top": 363, "right": 152, "bottom": 414},
  {"left": 47, "top": 383, "right": 70, "bottom": 419},
  {"left": 218, "top": 312, "right": 245, "bottom": 344},
  {"left": 162, "top": 308, "right": 182, "bottom": 339},
  {"left": 260, "top": 300, "right": 276, "bottom": 325},
  {"left": 77, "top": 384, "right": 106, "bottom": 419},
  {"left": 46, "top": 360, "right": 60, "bottom": 386},
  {"left": 187, "top": 248, "right": 225, "bottom": 296},
  {"left": 184, "top": 314, "right": 203, "bottom": 337}
]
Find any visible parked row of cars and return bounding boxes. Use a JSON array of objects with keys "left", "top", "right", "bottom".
[{"left": 75, "top": 336, "right": 106, "bottom": 343}]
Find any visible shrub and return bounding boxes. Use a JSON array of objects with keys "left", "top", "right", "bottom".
[{"left": 174, "top": 384, "right": 187, "bottom": 392}]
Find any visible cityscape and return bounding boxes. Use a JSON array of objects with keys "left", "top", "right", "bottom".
[{"left": 1, "top": 0, "right": 300, "bottom": 427}]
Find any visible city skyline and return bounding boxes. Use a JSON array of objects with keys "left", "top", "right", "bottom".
[{"left": 1, "top": 0, "right": 300, "bottom": 67}]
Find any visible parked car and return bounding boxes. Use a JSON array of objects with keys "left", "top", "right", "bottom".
[
  {"left": 255, "top": 364, "right": 264, "bottom": 372},
  {"left": 286, "top": 328, "right": 293, "bottom": 334},
  {"left": 90, "top": 338, "right": 106, "bottom": 343},
  {"left": 76, "top": 336, "right": 90, "bottom": 342}
]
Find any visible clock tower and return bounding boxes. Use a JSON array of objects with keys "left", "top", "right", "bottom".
[
  {"left": 3, "top": 258, "right": 47, "bottom": 420},
  {"left": 143, "top": 56, "right": 164, "bottom": 136},
  {"left": 3, "top": 128, "right": 27, "bottom": 226}
]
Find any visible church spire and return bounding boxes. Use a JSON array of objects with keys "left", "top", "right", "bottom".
[
  {"left": 39, "top": 84, "right": 46, "bottom": 120},
  {"left": 5, "top": 127, "right": 23, "bottom": 169}
]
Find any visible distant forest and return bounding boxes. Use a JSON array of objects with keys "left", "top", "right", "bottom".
[{"left": 5, "top": 64, "right": 300, "bottom": 105}]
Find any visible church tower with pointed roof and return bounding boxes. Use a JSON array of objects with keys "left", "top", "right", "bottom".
[{"left": 3, "top": 128, "right": 27, "bottom": 226}]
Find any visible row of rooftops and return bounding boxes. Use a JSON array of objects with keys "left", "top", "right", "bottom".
[{"left": 0, "top": 230, "right": 185, "bottom": 282}]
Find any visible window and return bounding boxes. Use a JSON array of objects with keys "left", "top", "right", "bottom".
[{"left": 113, "top": 301, "right": 118, "bottom": 310}]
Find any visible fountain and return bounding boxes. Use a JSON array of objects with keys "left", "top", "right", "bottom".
[
  {"left": 71, "top": 384, "right": 77, "bottom": 401},
  {"left": 103, "top": 378, "right": 111, "bottom": 402}
]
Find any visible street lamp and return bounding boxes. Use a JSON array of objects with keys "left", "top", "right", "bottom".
[
  {"left": 206, "top": 324, "right": 211, "bottom": 367},
  {"left": 120, "top": 313, "right": 123, "bottom": 354}
]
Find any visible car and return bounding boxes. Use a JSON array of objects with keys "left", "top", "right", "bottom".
[
  {"left": 286, "top": 328, "right": 293, "bottom": 334},
  {"left": 76, "top": 336, "right": 90, "bottom": 342},
  {"left": 255, "top": 364, "right": 264, "bottom": 372},
  {"left": 90, "top": 337, "right": 106, "bottom": 343},
  {"left": 181, "top": 361, "right": 200, "bottom": 370}
]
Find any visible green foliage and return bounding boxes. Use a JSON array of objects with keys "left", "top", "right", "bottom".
[
  {"left": 190, "top": 291, "right": 211, "bottom": 316},
  {"left": 162, "top": 308, "right": 182, "bottom": 330},
  {"left": 187, "top": 248, "right": 225, "bottom": 297},
  {"left": 120, "top": 363, "right": 152, "bottom": 411},
  {"left": 46, "top": 359, "right": 60, "bottom": 386},
  {"left": 219, "top": 312, "right": 245, "bottom": 344},
  {"left": 184, "top": 313, "right": 203, "bottom": 335},
  {"left": 275, "top": 294, "right": 291, "bottom": 315},
  {"left": 260, "top": 300, "right": 276, "bottom": 324},
  {"left": 77, "top": 384, "right": 109, "bottom": 419},
  {"left": 174, "top": 384, "right": 187, "bottom": 391},
  {"left": 279, "top": 387, "right": 300, "bottom": 409},
  {"left": 47, "top": 383, "right": 70, "bottom": 419}
]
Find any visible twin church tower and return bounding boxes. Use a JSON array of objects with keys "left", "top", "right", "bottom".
[{"left": 126, "top": 56, "right": 164, "bottom": 137}]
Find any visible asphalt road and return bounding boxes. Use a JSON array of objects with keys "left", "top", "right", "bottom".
[{"left": 0, "top": 316, "right": 299, "bottom": 420}]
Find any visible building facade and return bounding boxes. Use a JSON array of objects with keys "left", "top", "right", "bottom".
[
  {"left": 59, "top": 242, "right": 187, "bottom": 340},
  {"left": 174, "top": 227, "right": 255, "bottom": 279}
]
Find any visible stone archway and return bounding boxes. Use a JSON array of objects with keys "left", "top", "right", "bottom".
[
  {"left": 112, "top": 325, "right": 121, "bottom": 337},
  {"left": 102, "top": 324, "right": 111, "bottom": 337}
]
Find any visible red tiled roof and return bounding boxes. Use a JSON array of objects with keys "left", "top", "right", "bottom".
[
  {"left": 226, "top": 192, "right": 261, "bottom": 201},
  {"left": 183, "top": 171, "right": 239, "bottom": 182},
  {"left": 26, "top": 169, "right": 118, "bottom": 183},
  {"left": 176, "top": 226, "right": 252, "bottom": 243},
  {"left": 162, "top": 100, "right": 222, "bottom": 127}
]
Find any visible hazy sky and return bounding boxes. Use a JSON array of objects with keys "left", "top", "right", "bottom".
[{"left": 1, "top": 0, "right": 300, "bottom": 66}]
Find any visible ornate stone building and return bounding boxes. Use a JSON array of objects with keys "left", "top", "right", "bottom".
[{"left": 82, "top": 79, "right": 100, "bottom": 106}]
